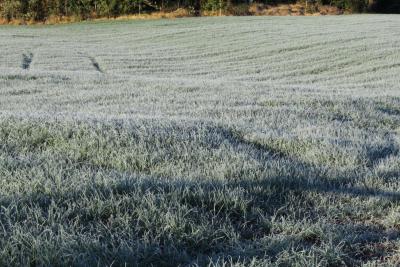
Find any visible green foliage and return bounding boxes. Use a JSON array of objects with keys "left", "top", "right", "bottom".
[
  {"left": 203, "top": 0, "right": 224, "bottom": 12},
  {"left": 28, "top": 0, "right": 47, "bottom": 20},
  {"left": 0, "top": 0, "right": 20, "bottom": 20},
  {"left": 0, "top": 0, "right": 398, "bottom": 21},
  {"left": 316, "top": 0, "right": 369, "bottom": 11}
]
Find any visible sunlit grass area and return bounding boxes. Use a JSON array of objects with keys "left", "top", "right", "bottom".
[{"left": 1, "top": 15, "right": 400, "bottom": 266}]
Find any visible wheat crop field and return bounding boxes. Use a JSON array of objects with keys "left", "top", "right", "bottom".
[{"left": 1, "top": 15, "right": 400, "bottom": 266}]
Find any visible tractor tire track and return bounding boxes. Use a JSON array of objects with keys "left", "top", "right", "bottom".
[
  {"left": 88, "top": 56, "right": 104, "bottom": 73},
  {"left": 21, "top": 52, "right": 34, "bottom": 70}
]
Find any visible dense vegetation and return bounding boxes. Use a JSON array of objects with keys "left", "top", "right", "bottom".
[
  {"left": 1, "top": 15, "right": 400, "bottom": 266},
  {"left": 0, "top": 0, "right": 399, "bottom": 22}
]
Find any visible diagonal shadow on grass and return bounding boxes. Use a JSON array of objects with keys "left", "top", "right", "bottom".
[{"left": 0, "top": 117, "right": 399, "bottom": 266}]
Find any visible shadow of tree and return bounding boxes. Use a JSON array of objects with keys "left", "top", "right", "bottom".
[{"left": 1, "top": 118, "right": 400, "bottom": 266}]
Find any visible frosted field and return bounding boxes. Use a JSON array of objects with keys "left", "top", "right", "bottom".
[{"left": 1, "top": 15, "right": 400, "bottom": 266}]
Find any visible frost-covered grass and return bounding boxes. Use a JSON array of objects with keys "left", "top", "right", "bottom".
[{"left": 1, "top": 15, "right": 400, "bottom": 266}]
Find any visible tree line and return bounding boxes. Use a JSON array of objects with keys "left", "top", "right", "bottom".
[{"left": 0, "top": 0, "right": 399, "bottom": 22}]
